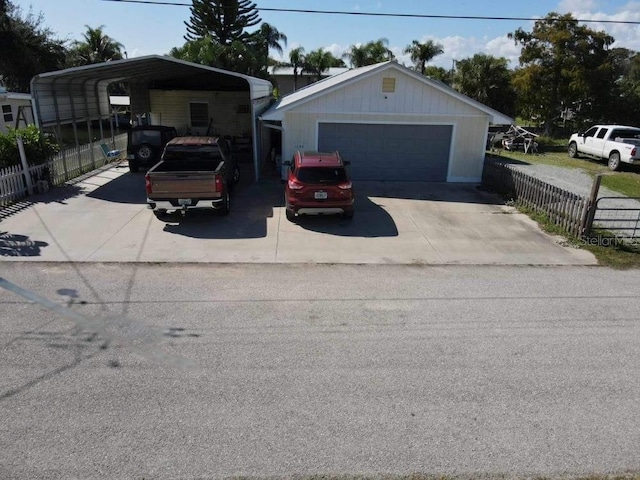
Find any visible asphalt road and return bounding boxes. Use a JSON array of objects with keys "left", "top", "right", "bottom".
[{"left": 1, "top": 262, "right": 639, "bottom": 479}]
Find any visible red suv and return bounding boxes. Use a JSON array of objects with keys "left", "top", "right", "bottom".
[{"left": 284, "top": 150, "right": 354, "bottom": 221}]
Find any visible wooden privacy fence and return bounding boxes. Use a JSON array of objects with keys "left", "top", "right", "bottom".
[{"left": 482, "top": 157, "right": 590, "bottom": 237}]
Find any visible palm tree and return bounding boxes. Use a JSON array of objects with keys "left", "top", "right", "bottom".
[
  {"left": 303, "top": 48, "right": 344, "bottom": 81},
  {"left": 288, "top": 46, "right": 305, "bottom": 91},
  {"left": 255, "top": 22, "right": 287, "bottom": 57},
  {"left": 69, "top": 25, "right": 124, "bottom": 65},
  {"left": 343, "top": 38, "right": 394, "bottom": 68},
  {"left": 403, "top": 39, "right": 444, "bottom": 75}
]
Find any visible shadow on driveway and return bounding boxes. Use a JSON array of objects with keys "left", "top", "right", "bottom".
[
  {"left": 0, "top": 231, "right": 48, "bottom": 257},
  {"left": 86, "top": 170, "right": 147, "bottom": 204}
]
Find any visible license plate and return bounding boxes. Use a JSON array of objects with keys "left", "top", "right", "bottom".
[
  {"left": 178, "top": 198, "right": 192, "bottom": 206},
  {"left": 314, "top": 191, "right": 328, "bottom": 200}
]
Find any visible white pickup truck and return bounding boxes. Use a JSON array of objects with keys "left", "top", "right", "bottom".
[{"left": 568, "top": 124, "right": 640, "bottom": 170}]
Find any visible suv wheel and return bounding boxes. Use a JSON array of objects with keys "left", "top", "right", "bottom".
[
  {"left": 136, "top": 144, "right": 154, "bottom": 162},
  {"left": 286, "top": 209, "right": 295, "bottom": 221},
  {"left": 128, "top": 160, "right": 140, "bottom": 173}
]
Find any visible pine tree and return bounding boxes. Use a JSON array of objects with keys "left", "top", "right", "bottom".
[{"left": 184, "top": 0, "right": 260, "bottom": 45}]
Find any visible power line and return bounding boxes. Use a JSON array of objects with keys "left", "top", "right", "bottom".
[{"left": 98, "top": 0, "right": 640, "bottom": 25}]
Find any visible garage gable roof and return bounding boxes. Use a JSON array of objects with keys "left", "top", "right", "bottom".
[{"left": 261, "top": 61, "right": 513, "bottom": 125}]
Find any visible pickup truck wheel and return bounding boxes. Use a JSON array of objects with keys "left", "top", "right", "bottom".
[
  {"left": 343, "top": 209, "right": 354, "bottom": 220},
  {"left": 608, "top": 152, "right": 621, "bottom": 171},
  {"left": 153, "top": 209, "right": 170, "bottom": 221},
  {"left": 568, "top": 142, "right": 580, "bottom": 159},
  {"left": 218, "top": 191, "right": 230, "bottom": 216}
]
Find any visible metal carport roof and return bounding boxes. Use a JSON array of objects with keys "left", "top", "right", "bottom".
[{"left": 30, "top": 55, "right": 272, "bottom": 127}]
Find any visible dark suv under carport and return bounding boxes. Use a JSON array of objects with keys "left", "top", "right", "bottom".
[{"left": 126, "top": 125, "right": 178, "bottom": 172}]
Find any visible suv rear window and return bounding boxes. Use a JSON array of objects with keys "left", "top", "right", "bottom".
[
  {"left": 131, "top": 130, "right": 162, "bottom": 145},
  {"left": 296, "top": 167, "right": 347, "bottom": 185}
]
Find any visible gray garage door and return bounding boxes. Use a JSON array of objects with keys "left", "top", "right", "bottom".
[{"left": 318, "top": 123, "right": 452, "bottom": 181}]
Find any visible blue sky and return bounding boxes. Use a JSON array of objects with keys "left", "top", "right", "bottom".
[{"left": 15, "top": 0, "right": 640, "bottom": 69}]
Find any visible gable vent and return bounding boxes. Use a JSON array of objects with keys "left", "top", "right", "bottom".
[{"left": 382, "top": 77, "right": 396, "bottom": 93}]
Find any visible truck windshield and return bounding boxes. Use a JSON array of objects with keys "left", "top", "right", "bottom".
[
  {"left": 296, "top": 167, "right": 347, "bottom": 184},
  {"left": 163, "top": 146, "right": 223, "bottom": 161}
]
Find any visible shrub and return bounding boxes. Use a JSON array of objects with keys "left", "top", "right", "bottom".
[{"left": 0, "top": 125, "right": 59, "bottom": 168}]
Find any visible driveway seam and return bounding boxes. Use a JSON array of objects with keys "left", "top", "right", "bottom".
[
  {"left": 274, "top": 206, "right": 283, "bottom": 262},
  {"left": 403, "top": 207, "right": 445, "bottom": 262},
  {"left": 83, "top": 206, "right": 150, "bottom": 262}
]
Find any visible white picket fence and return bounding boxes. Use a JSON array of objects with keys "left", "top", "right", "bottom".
[
  {"left": 49, "top": 133, "right": 127, "bottom": 185},
  {"left": 0, "top": 133, "right": 127, "bottom": 206},
  {"left": 0, "top": 163, "right": 49, "bottom": 206}
]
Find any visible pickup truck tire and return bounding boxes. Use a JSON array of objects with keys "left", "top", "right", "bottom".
[
  {"left": 343, "top": 209, "right": 354, "bottom": 220},
  {"left": 218, "top": 191, "right": 230, "bottom": 216},
  {"left": 153, "top": 209, "right": 170, "bottom": 221},
  {"left": 608, "top": 152, "right": 621, "bottom": 171},
  {"left": 568, "top": 142, "right": 580, "bottom": 159}
]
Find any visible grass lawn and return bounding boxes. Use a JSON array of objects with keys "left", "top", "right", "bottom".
[{"left": 495, "top": 148, "right": 640, "bottom": 198}]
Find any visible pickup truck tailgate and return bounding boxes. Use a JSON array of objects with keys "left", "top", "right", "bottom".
[{"left": 148, "top": 173, "right": 220, "bottom": 198}]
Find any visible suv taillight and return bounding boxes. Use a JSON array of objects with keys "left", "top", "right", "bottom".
[
  {"left": 145, "top": 174, "right": 152, "bottom": 194},
  {"left": 288, "top": 179, "right": 304, "bottom": 190},
  {"left": 632, "top": 147, "right": 637, "bottom": 156},
  {"left": 337, "top": 181, "right": 352, "bottom": 190}
]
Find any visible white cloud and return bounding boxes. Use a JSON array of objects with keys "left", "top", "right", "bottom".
[{"left": 556, "top": 1, "right": 640, "bottom": 51}]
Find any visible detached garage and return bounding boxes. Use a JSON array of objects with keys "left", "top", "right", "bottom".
[{"left": 261, "top": 61, "right": 513, "bottom": 183}]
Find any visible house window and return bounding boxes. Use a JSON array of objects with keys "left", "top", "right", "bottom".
[
  {"left": 2, "top": 105, "right": 13, "bottom": 123},
  {"left": 382, "top": 77, "right": 396, "bottom": 93},
  {"left": 189, "top": 102, "right": 209, "bottom": 127}
]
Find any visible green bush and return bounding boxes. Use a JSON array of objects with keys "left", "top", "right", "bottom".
[{"left": 0, "top": 125, "right": 59, "bottom": 168}]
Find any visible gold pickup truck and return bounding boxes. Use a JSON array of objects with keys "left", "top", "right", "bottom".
[{"left": 145, "top": 136, "right": 240, "bottom": 219}]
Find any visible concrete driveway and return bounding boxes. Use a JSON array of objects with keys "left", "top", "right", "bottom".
[{"left": 0, "top": 163, "right": 595, "bottom": 265}]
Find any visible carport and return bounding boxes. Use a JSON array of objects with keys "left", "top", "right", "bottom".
[{"left": 30, "top": 55, "right": 273, "bottom": 180}]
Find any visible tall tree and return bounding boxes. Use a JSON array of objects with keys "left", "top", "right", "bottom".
[
  {"left": 0, "top": 0, "right": 66, "bottom": 92},
  {"left": 453, "top": 54, "right": 516, "bottom": 116},
  {"left": 250, "top": 22, "right": 287, "bottom": 76},
  {"left": 303, "top": 49, "right": 345, "bottom": 81},
  {"left": 509, "top": 12, "right": 615, "bottom": 134},
  {"left": 403, "top": 39, "right": 444, "bottom": 75},
  {"left": 68, "top": 25, "right": 124, "bottom": 66},
  {"left": 343, "top": 38, "right": 394, "bottom": 67},
  {"left": 288, "top": 46, "right": 305, "bottom": 91},
  {"left": 184, "top": 0, "right": 260, "bottom": 44}
]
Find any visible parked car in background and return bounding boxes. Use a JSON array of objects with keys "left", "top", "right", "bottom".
[
  {"left": 283, "top": 150, "right": 354, "bottom": 221},
  {"left": 126, "top": 125, "right": 177, "bottom": 172},
  {"left": 568, "top": 124, "right": 640, "bottom": 170}
]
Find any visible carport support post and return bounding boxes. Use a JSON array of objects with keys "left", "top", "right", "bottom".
[
  {"left": 17, "top": 136, "right": 34, "bottom": 196},
  {"left": 583, "top": 174, "right": 602, "bottom": 237}
]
